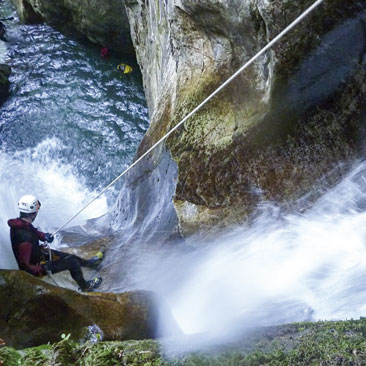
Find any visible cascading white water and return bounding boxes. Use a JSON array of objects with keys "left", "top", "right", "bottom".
[
  {"left": 0, "top": 139, "right": 108, "bottom": 269},
  {"left": 0, "top": 1, "right": 148, "bottom": 270},
  {"left": 136, "top": 160, "right": 366, "bottom": 341}
]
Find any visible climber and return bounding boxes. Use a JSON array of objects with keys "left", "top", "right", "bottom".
[
  {"left": 117, "top": 63, "right": 133, "bottom": 75},
  {"left": 101, "top": 47, "right": 110, "bottom": 59},
  {"left": 8, "top": 195, "right": 103, "bottom": 292}
]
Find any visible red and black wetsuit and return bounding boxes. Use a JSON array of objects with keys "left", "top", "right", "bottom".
[
  {"left": 8, "top": 218, "right": 47, "bottom": 276},
  {"left": 8, "top": 218, "right": 89, "bottom": 289}
]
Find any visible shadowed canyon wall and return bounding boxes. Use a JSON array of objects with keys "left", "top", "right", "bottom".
[
  {"left": 11, "top": 0, "right": 134, "bottom": 55},
  {"left": 126, "top": 0, "right": 366, "bottom": 236}
]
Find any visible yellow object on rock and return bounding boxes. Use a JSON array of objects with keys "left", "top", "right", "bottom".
[{"left": 117, "top": 63, "right": 133, "bottom": 74}]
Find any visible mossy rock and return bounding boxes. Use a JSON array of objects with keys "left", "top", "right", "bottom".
[
  {"left": 128, "top": 0, "right": 366, "bottom": 237},
  {"left": 0, "top": 270, "right": 178, "bottom": 349}
]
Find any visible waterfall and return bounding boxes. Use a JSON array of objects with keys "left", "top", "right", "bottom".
[
  {"left": 130, "top": 160, "right": 366, "bottom": 342},
  {"left": 0, "top": 140, "right": 109, "bottom": 269}
]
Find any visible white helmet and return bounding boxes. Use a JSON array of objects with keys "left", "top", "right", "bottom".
[{"left": 18, "top": 195, "right": 40, "bottom": 213}]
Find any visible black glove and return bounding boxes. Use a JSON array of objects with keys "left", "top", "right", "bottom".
[{"left": 44, "top": 233, "right": 54, "bottom": 243}]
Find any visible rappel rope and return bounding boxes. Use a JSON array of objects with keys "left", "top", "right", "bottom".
[
  {"left": 53, "top": 0, "right": 326, "bottom": 237},
  {"left": 44, "top": 243, "right": 59, "bottom": 287}
]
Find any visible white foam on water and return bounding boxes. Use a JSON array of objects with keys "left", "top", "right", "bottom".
[
  {"left": 0, "top": 138, "right": 108, "bottom": 269},
  {"left": 135, "top": 161, "right": 366, "bottom": 345}
]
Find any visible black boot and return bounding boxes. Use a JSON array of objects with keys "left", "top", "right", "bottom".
[{"left": 81, "top": 277, "right": 103, "bottom": 292}]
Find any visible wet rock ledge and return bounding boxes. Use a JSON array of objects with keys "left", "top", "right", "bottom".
[{"left": 0, "top": 270, "right": 179, "bottom": 349}]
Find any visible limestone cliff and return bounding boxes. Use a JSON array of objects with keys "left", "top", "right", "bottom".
[
  {"left": 125, "top": 0, "right": 366, "bottom": 236},
  {"left": 10, "top": 0, "right": 134, "bottom": 55}
]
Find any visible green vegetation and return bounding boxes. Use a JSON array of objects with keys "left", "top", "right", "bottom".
[
  {"left": 2, "top": 319, "right": 366, "bottom": 365},
  {"left": 0, "top": 335, "right": 163, "bottom": 366}
]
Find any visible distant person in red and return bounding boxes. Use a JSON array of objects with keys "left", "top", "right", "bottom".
[
  {"left": 101, "top": 47, "right": 110, "bottom": 59},
  {"left": 8, "top": 195, "right": 103, "bottom": 292}
]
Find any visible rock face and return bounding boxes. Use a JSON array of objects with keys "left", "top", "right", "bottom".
[
  {"left": 9, "top": 0, "right": 366, "bottom": 238},
  {"left": 10, "top": 0, "right": 134, "bottom": 55},
  {"left": 0, "top": 64, "right": 10, "bottom": 106},
  {"left": 124, "top": 0, "right": 366, "bottom": 236},
  {"left": 0, "top": 270, "right": 179, "bottom": 349}
]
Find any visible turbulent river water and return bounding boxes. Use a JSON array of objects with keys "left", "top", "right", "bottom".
[
  {"left": 0, "top": 2, "right": 148, "bottom": 267},
  {"left": 2, "top": 0, "right": 366, "bottom": 345}
]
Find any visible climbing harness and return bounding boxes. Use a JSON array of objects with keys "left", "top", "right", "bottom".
[
  {"left": 53, "top": 0, "right": 326, "bottom": 236},
  {"left": 44, "top": 243, "right": 59, "bottom": 287}
]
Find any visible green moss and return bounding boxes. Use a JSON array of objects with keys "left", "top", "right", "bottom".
[
  {"left": 0, "top": 347, "right": 22, "bottom": 366},
  {"left": 3, "top": 319, "right": 366, "bottom": 366},
  {"left": 167, "top": 70, "right": 239, "bottom": 155},
  {"left": 74, "top": 340, "right": 163, "bottom": 366},
  {"left": 166, "top": 320, "right": 366, "bottom": 365}
]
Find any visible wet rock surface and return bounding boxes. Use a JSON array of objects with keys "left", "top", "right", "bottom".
[
  {"left": 0, "top": 270, "right": 180, "bottom": 349},
  {"left": 10, "top": 0, "right": 134, "bottom": 55},
  {"left": 0, "top": 63, "right": 10, "bottom": 106},
  {"left": 125, "top": 0, "right": 366, "bottom": 237}
]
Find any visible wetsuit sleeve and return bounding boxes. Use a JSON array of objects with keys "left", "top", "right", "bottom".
[
  {"left": 17, "top": 242, "right": 44, "bottom": 276},
  {"left": 34, "top": 228, "right": 46, "bottom": 242}
]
